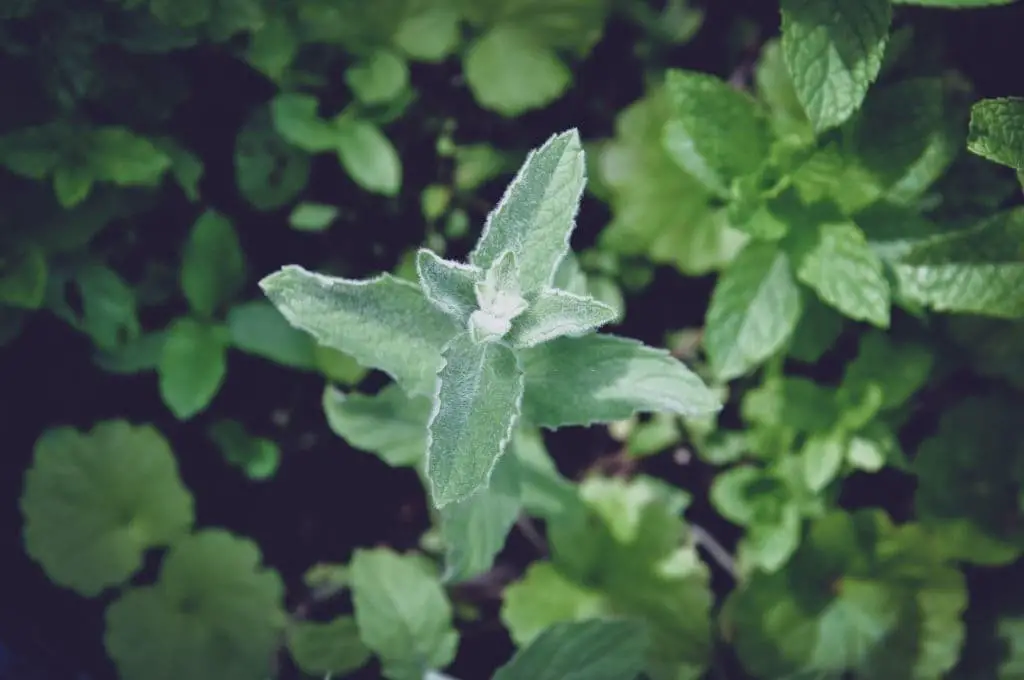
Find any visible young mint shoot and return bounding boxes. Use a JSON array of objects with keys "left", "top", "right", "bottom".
[{"left": 261, "top": 129, "right": 722, "bottom": 508}]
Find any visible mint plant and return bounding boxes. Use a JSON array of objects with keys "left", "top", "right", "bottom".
[{"left": 261, "top": 129, "right": 722, "bottom": 508}]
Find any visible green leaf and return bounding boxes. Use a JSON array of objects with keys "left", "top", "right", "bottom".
[
  {"left": 968, "top": 97, "right": 1024, "bottom": 170},
  {"left": 349, "top": 548, "right": 459, "bottom": 680},
  {"left": 53, "top": 164, "right": 93, "bottom": 207},
  {"left": 323, "top": 383, "right": 431, "bottom": 467},
  {"left": 508, "top": 289, "right": 617, "bottom": 349},
  {"left": 103, "top": 529, "right": 286, "bottom": 680},
  {"left": 464, "top": 26, "right": 571, "bottom": 116},
  {"left": 787, "top": 292, "right": 844, "bottom": 363},
  {"left": 394, "top": 6, "right": 460, "bottom": 61},
  {"left": 180, "top": 210, "right": 246, "bottom": 317},
  {"left": 20, "top": 421, "right": 194, "bottom": 597},
  {"left": 426, "top": 332, "right": 525, "bottom": 507},
  {"left": 286, "top": 617, "right": 371, "bottom": 676},
  {"left": 260, "top": 265, "right": 458, "bottom": 397},
  {"left": 89, "top": 127, "right": 172, "bottom": 186},
  {"left": 780, "top": 0, "right": 893, "bottom": 132},
  {"left": 93, "top": 331, "right": 167, "bottom": 374},
  {"left": 801, "top": 430, "right": 846, "bottom": 492},
  {"left": 493, "top": 619, "right": 649, "bottom": 680},
  {"left": 72, "top": 263, "right": 140, "bottom": 351},
  {"left": 0, "top": 247, "right": 47, "bottom": 309},
  {"left": 416, "top": 249, "right": 482, "bottom": 324},
  {"left": 335, "top": 118, "right": 402, "bottom": 196},
  {"left": 501, "top": 562, "right": 609, "bottom": 645},
  {"left": 246, "top": 16, "right": 298, "bottom": 81},
  {"left": 226, "top": 300, "right": 316, "bottom": 369},
  {"left": 795, "top": 222, "right": 891, "bottom": 327},
  {"left": 235, "top": 106, "right": 310, "bottom": 211},
  {"left": 158, "top": 318, "right": 228, "bottom": 420},
  {"left": 520, "top": 334, "right": 721, "bottom": 428},
  {"left": 597, "top": 91, "right": 746, "bottom": 276},
  {"left": 704, "top": 242, "right": 802, "bottom": 380},
  {"left": 346, "top": 50, "right": 409, "bottom": 104},
  {"left": 662, "top": 69, "right": 773, "bottom": 196},
  {"left": 439, "top": 452, "right": 521, "bottom": 582},
  {"left": 853, "top": 78, "right": 958, "bottom": 200},
  {"left": 841, "top": 331, "right": 933, "bottom": 411},
  {"left": 894, "top": 208, "right": 1024, "bottom": 318},
  {"left": 289, "top": 201, "right": 339, "bottom": 231},
  {"left": 207, "top": 420, "right": 281, "bottom": 480},
  {"left": 470, "top": 129, "right": 585, "bottom": 295},
  {"left": 270, "top": 93, "right": 341, "bottom": 152}
]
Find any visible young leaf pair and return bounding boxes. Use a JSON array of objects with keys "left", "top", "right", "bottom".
[{"left": 261, "top": 129, "right": 721, "bottom": 508}]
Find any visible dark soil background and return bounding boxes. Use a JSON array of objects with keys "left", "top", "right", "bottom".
[{"left": 1, "top": 1, "right": 1023, "bottom": 679}]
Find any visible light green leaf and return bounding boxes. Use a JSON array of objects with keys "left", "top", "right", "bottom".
[
  {"left": 780, "top": 0, "right": 893, "bottom": 132},
  {"left": 346, "top": 50, "right": 409, "bottom": 104},
  {"left": 235, "top": 106, "right": 310, "bottom": 211},
  {"left": 416, "top": 249, "right": 481, "bottom": 324},
  {"left": 508, "top": 289, "right": 616, "bottom": 348},
  {"left": 894, "top": 208, "right": 1024, "bottom": 318},
  {"left": 795, "top": 222, "right": 891, "bottom": 328},
  {"left": 158, "top": 318, "right": 228, "bottom": 420},
  {"left": 426, "top": 332, "right": 525, "bottom": 507},
  {"left": 89, "top": 127, "right": 171, "bottom": 186},
  {"left": 520, "top": 334, "right": 721, "bottom": 428},
  {"left": 289, "top": 202, "right": 339, "bottom": 231},
  {"left": 335, "top": 118, "right": 402, "bottom": 196},
  {"left": 493, "top": 619, "right": 649, "bottom": 680},
  {"left": 260, "top": 265, "right": 458, "bottom": 397},
  {"left": 103, "top": 529, "right": 286, "bottom": 680},
  {"left": 801, "top": 430, "right": 846, "bottom": 492},
  {"left": 349, "top": 548, "right": 459, "bottom": 680},
  {"left": 394, "top": 6, "right": 460, "bottom": 61},
  {"left": 501, "top": 562, "right": 609, "bottom": 645},
  {"left": 470, "top": 129, "right": 585, "bottom": 295},
  {"left": 93, "top": 331, "right": 167, "bottom": 374},
  {"left": 0, "top": 247, "right": 47, "bottom": 309},
  {"left": 226, "top": 300, "right": 316, "bottom": 369},
  {"left": 286, "top": 617, "right": 371, "bottom": 676},
  {"left": 439, "top": 452, "right": 521, "bottom": 582},
  {"left": 323, "top": 384, "right": 431, "bottom": 467},
  {"left": 180, "top": 210, "right": 246, "bottom": 317},
  {"left": 271, "top": 93, "right": 341, "bottom": 152},
  {"left": 704, "top": 242, "right": 802, "bottom": 381},
  {"left": 207, "top": 420, "right": 281, "bottom": 480},
  {"left": 662, "top": 69, "right": 772, "bottom": 196},
  {"left": 967, "top": 97, "right": 1024, "bottom": 170},
  {"left": 21, "top": 421, "right": 194, "bottom": 597},
  {"left": 464, "top": 26, "right": 571, "bottom": 116}
]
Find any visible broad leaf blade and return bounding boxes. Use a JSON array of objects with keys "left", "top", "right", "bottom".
[
  {"left": 439, "top": 452, "right": 521, "bottom": 583},
  {"left": 349, "top": 548, "right": 458, "bottom": 680},
  {"left": 796, "top": 222, "right": 891, "bottom": 328},
  {"left": 416, "top": 249, "right": 481, "bottom": 324},
  {"left": 508, "top": 289, "right": 617, "bottom": 348},
  {"left": 663, "top": 69, "right": 773, "bottom": 196},
  {"left": 780, "top": 0, "right": 892, "bottom": 132},
  {"left": 493, "top": 619, "right": 649, "bottom": 680},
  {"left": 180, "top": 210, "right": 246, "bottom": 317},
  {"left": 323, "top": 384, "right": 431, "bottom": 468},
  {"left": 260, "top": 265, "right": 458, "bottom": 396},
  {"left": 158, "top": 318, "right": 227, "bottom": 420},
  {"left": 427, "top": 332, "right": 525, "bottom": 507},
  {"left": 704, "top": 242, "right": 802, "bottom": 381},
  {"left": 967, "top": 97, "right": 1024, "bottom": 170},
  {"left": 894, "top": 208, "right": 1024, "bottom": 317},
  {"left": 469, "top": 129, "right": 585, "bottom": 294},
  {"left": 520, "top": 334, "right": 721, "bottom": 428}
]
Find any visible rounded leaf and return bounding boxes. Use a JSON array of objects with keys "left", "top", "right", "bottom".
[
  {"left": 104, "top": 529, "right": 286, "bottom": 680},
  {"left": 21, "top": 421, "right": 194, "bottom": 596}
]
